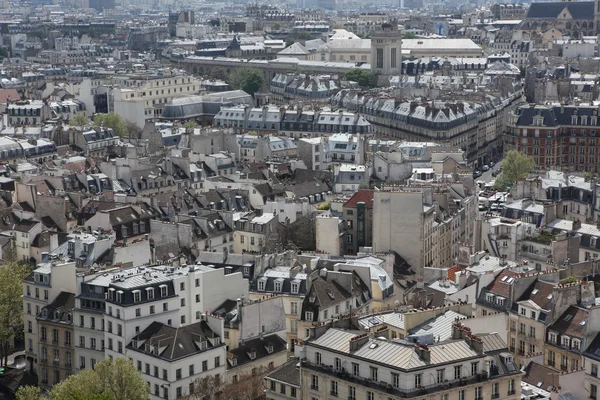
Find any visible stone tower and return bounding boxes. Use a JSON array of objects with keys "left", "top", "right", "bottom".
[{"left": 370, "top": 20, "right": 403, "bottom": 75}]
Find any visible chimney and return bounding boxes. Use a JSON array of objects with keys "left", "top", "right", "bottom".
[
  {"left": 416, "top": 342, "right": 431, "bottom": 363},
  {"left": 349, "top": 333, "right": 370, "bottom": 352},
  {"left": 468, "top": 334, "right": 484, "bottom": 354}
]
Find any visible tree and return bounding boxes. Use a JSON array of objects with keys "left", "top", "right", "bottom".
[
  {"left": 16, "top": 386, "right": 42, "bottom": 400},
  {"left": 272, "top": 22, "right": 282, "bottom": 30},
  {"left": 344, "top": 69, "right": 375, "bottom": 87},
  {"left": 183, "top": 121, "right": 198, "bottom": 129},
  {"left": 125, "top": 121, "right": 143, "bottom": 140},
  {"left": 227, "top": 68, "right": 265, "bottom": 96},
  {"left": 0, "top": 47, "right": 8, "bottom": 60},
  {"left": 69, "top": 113, "right": 89, "bottom": 127},
  {"left": 493, "top": 150, "right": 535, "bottom": 191},
  {"left": 403, "top": 32, "right": 417, "bottom": 39},
  {"left": 297, "top": 30, "right": 312, "bottom": 40},
  {"left": 93, "top": 112, "right": 128, "bottom": 137},
  {"left": 285, "top": 38, "right": 295, "bottom": 47},
  {"left": 186, "top": 367, "right": 269, "bottom": 400},
  {"left": 0, "top": 262, "right": 29, "bottom": 366},
  {"left": 48, "top": 358, "right": 150, "bottom": 400}
]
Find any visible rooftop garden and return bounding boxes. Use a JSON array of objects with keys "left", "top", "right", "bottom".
[{"left": 525, "top": 229, "right": 557, "bottom": 245}]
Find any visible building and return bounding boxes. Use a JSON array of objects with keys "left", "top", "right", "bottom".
[
  {"left": 343, "top": 190, "right": 374, "bottom": 255},
  {"left": 521, "top": 2, "right": 595, "bottom": 40},
  {"left": 233, "top": 212, "right": 278, "bottom": 254},
  {"left": 371, "top": 21, "right": 403, "bottom": 75},
  {"left": 505, "top": 103, "right": 600, "bottom": 172},
  {"left": 297, "top": 133, "right": 365, "bottom": 171},
  {"left": 37, "top": 292, "right": 75, "bottom": 389},
  {"left": 583, "top": 334, "right": 600, "bottom": 400},
  {"left": 126, "top": 317, "right": 226, "bottom": 400},
  {"left": 23, "top": 259, "right": 77, "bottom": 372},
  {"left": 297, "top": 322, "right": 522, "bottom": 400},
  {"left": 372, "top": 190, "right": 435, "bottom": 276}
]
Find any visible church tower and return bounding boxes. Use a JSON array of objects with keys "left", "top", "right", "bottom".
[{"left": 370, "top": 20, "right": 403, "bottom": 75}]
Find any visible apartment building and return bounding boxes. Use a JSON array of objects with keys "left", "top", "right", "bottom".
[
  {"left": 332, "top": 89, "right": 523, "bottom": 165},
  {"left": 26, "top": 259, "right": 249, "bottom": 392},
  {"left": 372, "top": 190, "right": 435, "bottom": 276},
  {"left": 233, "top": 212, "right": 278, "bottom": 254},
  {"left": 23, "top": 259, "right": 77, "bottom": 372},
  {"left": 342, "top": 190, "right": 374, "bottom": 255},
  {"left": 297, "top": 133, "right": 364, "bottom": 171},
  {"left": 505, "top": 104, "right": 600, "bottom": 172},
  {"left": 249, "top": 264, "right": 308, "bottom": 350},
  {"left": 297, "top": 322, "right": 522, "bottom": 400},
  {"left": 37, "top": 292, "right": 75, "bottom": 389},
  {"left": 214, "top": 106, "right": 372, "bottom": 139},
  {"left": 298, "top": 269, "right": 372, "bottom": 341},
  {"left": 545, "top": 304, "right": 598, "bottom": 372},
  {"left": 583, "top": 334, "right": 600, "bottom": 400},
  {"left": 112, "top": 73, "right": 202, "bottom": 127},
  {"left": 127, "top": 316, "right": 226, "bottom": 400}
]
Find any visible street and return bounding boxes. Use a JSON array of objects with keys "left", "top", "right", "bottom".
[{"left": 476, "top": 160, "right": 503, "bottom": 184}]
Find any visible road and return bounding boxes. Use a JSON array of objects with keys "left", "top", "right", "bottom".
[{"left": 477, "top": 160, "right": 503, "bottom": 184}]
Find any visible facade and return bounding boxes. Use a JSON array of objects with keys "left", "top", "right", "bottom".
[
  {"left": 298, "top": 323, "right": 522, "bottom": 400},
  {"left": 505, "top": 104, "right": 600, "bottom": 172},
  {"left": 233, "top": 212, "right": 278, "bottom": 254},
  {"left": 343, "top": 190, "right": 374, "bottom": 255},
  {"left": 37, "top": 292, "right": 75, "bottom": 389},
  {"left": 370, "top": 22, "right": 403, "bottom": 75},
  {"left": 372, "top": 190, "right": 435, "bottom": 276}
]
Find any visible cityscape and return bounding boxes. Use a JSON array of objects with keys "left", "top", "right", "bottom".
[{"left": 0, "top": 0, "right": 597, "bottom": 399}]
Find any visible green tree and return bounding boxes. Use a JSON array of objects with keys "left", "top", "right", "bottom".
[
  {"left": 93, "top": 112, "right": 128, "bottom": 138},
  {"left": 272, "top": 22, "right": 282, "bottom": 30},
  {"left": 49, "top": 358, "right": 150, "bottom": 400},
  {"left": 285, "top": 38, "right": 296, "bottom": 47},
  {"left": 183, "top": 121, "right": 198, "bottom": 129},
  {"left": 297, "top": 30, "right": 312, "bottom": 40},
  {"left": 344, "top": 69, "right": 375, "bottom": 87},
  {"left": 0, "top": 47, "right": 9, "bottom": 60},
  {"left": 227, "top": 68, "right": 265, "bottom": 96},
  {"left": 16, "top": 386, "right": 42, "bottom": 400},
  {"left": 0, "top": 262, "right": 29, "bottom": 366},
  {"left": 69, "top": 113, "right": 89, "bottom": 127},
  {"left": 403, "top": 32, "right": 417, "bottom": 39},
  {"left": 493, "top": 150, "right": 535, "bottom": 191}
]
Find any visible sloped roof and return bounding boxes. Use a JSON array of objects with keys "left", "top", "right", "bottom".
[
  {"left": 278, "top": 42, "right": 308, "bottom": 55},
  {"left": 525, "top": 2, "right": 593, "bottom": 20},
  {"left": 548, "top": 305, "right": 587, "bottom": 339},
  {"left": 344, "top": 189, "right": 374, "bottom": 208}
]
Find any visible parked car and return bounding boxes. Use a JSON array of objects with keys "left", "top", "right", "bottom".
[
  {"left": 482, "top": 165, "right": 490, "bottom": 171},
  {"left": 474, "top": 170, "right": 482, "bottom": 178}
]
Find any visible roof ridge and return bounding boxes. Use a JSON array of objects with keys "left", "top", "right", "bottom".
[{"left": 170, "top": 327, "right": 179, "bottom": 359}]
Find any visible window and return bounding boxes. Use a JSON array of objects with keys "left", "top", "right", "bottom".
[
  {"left": 352, "top": 362, "right": 359, "bottom": 376},
  {"left": 133, "top": 290, "right": 141, "bottom": 302},
  {"left": 593, "top": 364, "right": 598, "bottom": 377},
  {"left": 136, "top": 308, "right": 141, "bottom": 317},
  {"left": 471, "top": 362, "right": 478, "bottom": 376},
  {"left": 492, "top": 382, "right": 499, "bottom": 398},
  {"left": 305, "top": 311, "right": 313, "bottom": 321},
  {"left": 437, "top": 369, "right": 445, "bottom": 383},
  {"left": 202, "top": 360, "right": 208, "bottom": 371},
  {"left": 160, "top": 285, "right": 167, "bottom": 297},
  {"left": 459, "top": 390, "right": 465, "bottom": 400},
  {"left": 311, "top": 374, "right": 318, "bottom": 390},
  {"left": 176, "top": 368, "right": 182, "bottom": 380},
  {"left": 291, "top": 302, "right": 298, "bottom": 315},
  {"left": 315, "top": 352, "right": 322, "bottom": 365},
  {"left": 475, "top": 386, "right": 482, "bottom": 400},
  {"left": 79, "top": 335, "right": 85, "bottom": 347},
  {"left": 367, "top": 392, "right": 374, "bottom": 400},
  {"left": 455, "top": 365, "right": 462, "bottom": 380},
  {"left": 215, "top": 356, "right": 220, "bottom": 367},
  {"left": 330, "top": 380, "right": 338, "bottom": 396},
  {"left": 508, "top": 379, "right": 515, "bottom": 395},
  {"left": 370, "top": 366, "right": 378, "bottom": 381},
  {"left": 334, "top": 357, "right": 341, "bottom": 371},
  {"left": 180, "top": 282, "right": 185, "bottom": 291},
  {"left": 414, "top": 373, "right": 422, "bottom": 388},
  {"left": 530, "top": 311, "right": 536, "bottom": 320},
  {"left": 529, "top": 326, "right": 536, "bottom": 338},
  {"left": 163, "top": 303, "right": 168, "bottom": 312},
  {"left": 592, "top": 384, "right": 598, "bottom": 400},
  {"left": 376, "top": 48, "right": 383, "bottom": 69},
  {"left": 150, "top": 305, "right": 155, "bottom": 314}
]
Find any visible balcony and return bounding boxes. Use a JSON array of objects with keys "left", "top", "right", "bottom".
[
  {"left": 508, "top": 390, "right": 516, "bottom": 396},
  {"left": 301, "top": 360, "right": 520, "bottom": 398}
]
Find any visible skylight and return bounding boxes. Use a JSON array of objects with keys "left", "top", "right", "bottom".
[
  {"left": 501, "top": 276, "right": 508, "bottom": 282},
  {"left": 547, "top": 294, "right": 553, "bottom": 300},
  {"left": 532, "top": 289, "right": 539, "bottom": 295},
  {"left": 564, "top": 314, "right": 573, "bottom": 322}
]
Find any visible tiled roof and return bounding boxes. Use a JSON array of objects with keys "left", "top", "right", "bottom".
[
  {"left": 523, "top": 362, "right": 557, "bottom": 390},
  {"left": 517, "top": 280, "right": 555, "bottom": 311},
  {"left": 486, "top": 269, "right": 518, "bottom": 297},
  {"left": 343, "top": 189, "right": 375, "bottom": 208},
  {"left": 266, "top": 358, "right": 300, "bottom": 387},
  {"left": 549, "top": 305, "right": 587, "bottom": 339},
  {"left": 525, "top": 2, "right": 593, "bottom": 20}
]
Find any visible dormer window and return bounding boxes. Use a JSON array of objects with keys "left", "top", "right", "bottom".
[
  {"left": 549, "top": 332, "right": 557, "bottom": 343},
  {"left": 231, "top": 357, "right": 237, "bottom": 366},
  {"left": 305, "top": 311, "right": 314, "bottom": 321},
  {"left": 562, "top": 336, "right": 571, "bottom": 348},
  {"left": 258, "top": 278, "right": 267, "bottom": 291},
  {"left": 249, "top": 349, "right": 256, "bottom": 360},
  {"left": 160, "top": 284, "right": 168, "bottom": 297},
  {"left": 146, "top": 287, "right": 154, "bottom": 300},
  {"left": 291, "top": 280, "right": 299, "bottom": 294},
  {"left": 266, "top": 343, "right": 274, "bottom": 354},
  {"left": 572, "top": 339, "right": 581, "bottom": 350},
  {"left": 116, "top": 290, "right": 123, "bottom": 303},
  {"left": 108, "top": 288, "right": 115, "bottom": 300},
  {"left": 274, "top": 278, "right": 284, "bottom": 292},
  {"left": 133, "top": 290, "right": 141, "bottom": 303},
  {"left": 486, "top": 293, "right": 495, "bottom": 303}
]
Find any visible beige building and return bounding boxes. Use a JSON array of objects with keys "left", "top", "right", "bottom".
[
  {"left": 233, "top": 212, "right": 278, "bottom": 254},
  {"left": 227, "top": 334, "right": 287, "bottom": 383},
  {"left": 297, "top": 323, "right": 522, "bottom": 400},
  {"left": 112, "top": 72, "right": 202, "bottom": 127},
  {"left": 372, "top": 190, "right": 435, "bottom": 276},
  {"left": 37, "top": 292, "right": 75, "bottom": 389}
]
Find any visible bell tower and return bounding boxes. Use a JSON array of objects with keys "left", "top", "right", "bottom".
[{"left": 370, "top": 20, "right": 403, "bottom": 75}]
